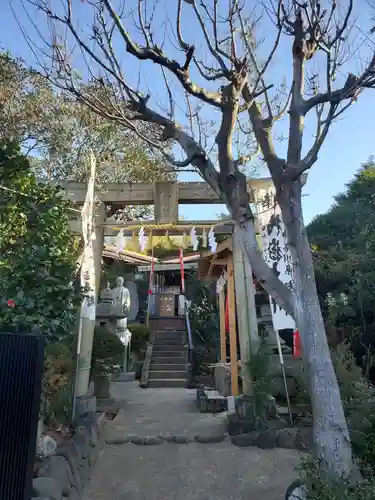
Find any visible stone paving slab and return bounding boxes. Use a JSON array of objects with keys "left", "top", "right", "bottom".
[
  {"left": 82, "top": 382, "right": 301, "bottom": 500},
  {"left": 104, "top": 382, "right": 227, "bottom": 440}
]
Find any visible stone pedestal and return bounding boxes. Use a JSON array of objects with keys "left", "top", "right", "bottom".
[
  {"left": 116, "top": 317, "right": 132, "bottom": 373},
  {"left": 214, "top": 363, "right": 232, "bottom": 396}
]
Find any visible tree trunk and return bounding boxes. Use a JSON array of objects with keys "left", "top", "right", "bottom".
[
  {"left": 234, "top": 172, "right": 352, "bottom": 477},
  {"left": 280, "top": 182, "right": 352, "bottom": 478}
]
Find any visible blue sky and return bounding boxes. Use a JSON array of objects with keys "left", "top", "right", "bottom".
[{"left": 1, "top": 1, "right": 374, "bottom": 225}]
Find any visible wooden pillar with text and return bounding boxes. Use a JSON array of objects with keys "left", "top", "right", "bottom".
[{"left": 227, "top": 254, "right": 239, "bottom": 396}]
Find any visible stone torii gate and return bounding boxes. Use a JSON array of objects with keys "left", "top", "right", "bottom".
[
  {"left": 60, "top": 178, "right": 276, "bottom": 290},
  {"left": 61, "top": 178, "right": 276, "bottom": 398}
]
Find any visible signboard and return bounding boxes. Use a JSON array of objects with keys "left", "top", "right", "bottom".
[
  {"left": 80, "top": 151, "right": 96, "bottom": 320},
  {"left": 257, "top": 189, "right": 295, "bottom": 331}
]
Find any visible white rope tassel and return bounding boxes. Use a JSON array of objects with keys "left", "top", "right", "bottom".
[
  {"left": 190, "top": 227, "right": 199, "bottom": 251},
  {"left": 138, "top": 227, "right": 147, "bottom": 252},
  {"left": 115, "top": 229, "right": 125, "bottom": 253}
]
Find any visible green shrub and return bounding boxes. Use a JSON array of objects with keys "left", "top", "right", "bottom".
[
  {"left": 0, "top": 141, "right": 80, "bottom": 340},
  {"left": 187, "top": 279, "right": 219, "bottom": 378},
  {"left": 298, "top": 456, "right": 375, "bottom": 500},
  {"left": 242, "top": 344, "right": 275, "bottom": 430},
  {"left": 130, "top": 324, "right": 151, "bottom": 357},
  {"left": 42, "top": 338, "right": 76, "bottom": 426},
  {"left": 91, "top": 326, "right": 124, "bottom": 377},
  {"left": 330, "top": 343, "right": 375, "bottom": 472}
]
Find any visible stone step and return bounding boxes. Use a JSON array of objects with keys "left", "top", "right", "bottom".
[
  {"left": 152, "top": 345, "right": 186, "bottom": 351},
  {"left": 153, "top": 339, "right": 184, "bottom": 346},
  {"left": 149, "top": 370, "right": 186, "bottom": 380},
  {"left": 150, "top": 363, "right": 186, "bottom": 370},
  {"left": 153, "top": 330, "right": 186, "bottom": 334},
  {"left": 151, "top": 358, "right": 187, "bottom": 366},
  {"left": 149, "top": 318, "right": 185, "bottom": 331},
  {"left": 154, "top": 333, "right": 186, "bottom": 342},
  {"left": 148, "top": 378, "right": 186, "bottom": 388},
  {"left": 153, "top": 342, "right": 184, "bottom": 349},
  {"left": 151, "top": 350, "right": 186, "bottom": 358},
  {"left": 153, "top": 336, "right": 184, "bottom": 343}
]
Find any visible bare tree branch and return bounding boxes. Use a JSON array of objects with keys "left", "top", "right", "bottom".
[{"left": 102, "top": 0, "right": 223, "bottom": 107}]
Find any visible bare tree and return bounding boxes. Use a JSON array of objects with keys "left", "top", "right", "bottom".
[{"left": 17, "top": 0, "right": 375, "bottom": 478}]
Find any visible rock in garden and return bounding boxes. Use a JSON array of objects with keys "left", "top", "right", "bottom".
[
  {"left": 142, "top": 436, "right": 163, "bottom": 445},
  {"left": 162, "top": 433, "right": 190, "bottom": 443},
  {"left": 295, "top": 427, "right": 314, "bottom": 451},
  {"left": 195, "top": 431, "right": 226, "bottom": 443},
  {"left": 38, "top": 456, "right": 73, "bottom": 497},
  {"left": 257, "top": 429, "right": 277, "bottom": 449},
  {"left": 55, "top": 444, "right": 82, "bottom": 493},
  {"left": 230, "top": 432, "right": 260, "bottom": 447},
  {"left": 32, "top": 477, "right": 63, "bottom": 500},
  {"left": 276, "top": 428, "right": 298, "bottom": 449},
  {"left": 105, "top": 437, "right": 128, "bottom": 445}
]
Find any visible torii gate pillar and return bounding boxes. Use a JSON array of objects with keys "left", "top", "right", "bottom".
[{"left": 93, "top": 203, "right": 106, "bottom": 295}]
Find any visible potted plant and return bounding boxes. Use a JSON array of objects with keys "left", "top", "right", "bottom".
[{"left": 90, "top": 326, "right": 124, "bottom": 399}]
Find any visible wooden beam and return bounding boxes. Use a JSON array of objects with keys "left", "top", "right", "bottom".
[
  {"left": 209, "top": 259, "right": 229, "bottom": 266},
  {"left": 207, "top": 253, "right": 218, "bottom": 278},
  {"left": 219, "top": 289, "right": 226, "bottom": 363},
  {"left": 227, "top": 254, "right": 239, "bottom": 396}
]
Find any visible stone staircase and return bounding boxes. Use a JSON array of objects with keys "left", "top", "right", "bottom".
[{"left": 148, "top": 329, "right": 188, "bottom": 388}]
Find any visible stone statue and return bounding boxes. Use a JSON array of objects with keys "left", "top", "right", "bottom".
[{"left": 111, "top": 276, "right": 131, "bottom": 316}]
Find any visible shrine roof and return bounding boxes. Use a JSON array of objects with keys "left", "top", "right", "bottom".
[{"left": 103, "top": 246, "right": 159, "bottom": 265}]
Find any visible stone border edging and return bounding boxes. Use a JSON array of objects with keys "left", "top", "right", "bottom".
[
  {"left": 104, "top": 425, "right": 313, "bottom": 451},
  {"left": 31, "top": 412, "right": 105, "bottom": 500},
  {"left": 105, "top": 431, "right": 228, "bottom": 446},
  {"left": 230, "top": 426, "right": 313, "bottom": 451}
]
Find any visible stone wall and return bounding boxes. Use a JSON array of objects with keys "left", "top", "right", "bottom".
[{"left": 32, "top": 412, "right": 105, "bottom": 500}]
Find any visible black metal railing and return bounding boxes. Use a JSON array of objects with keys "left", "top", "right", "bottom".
[{"left": 184, "top": 297, "right": 195, "bottom": 387}]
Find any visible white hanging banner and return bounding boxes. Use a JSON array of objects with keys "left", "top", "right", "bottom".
[
  {"left": 80, "top": 151, "right": 97, "bottom": 320},
  {"left": 258, "top": 191, "right": 295, "bottom": 331},
  {"left": 208, "top": 227, "right": 217, "bottom": 253}
]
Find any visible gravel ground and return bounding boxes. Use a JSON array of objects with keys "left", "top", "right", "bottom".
[{"left": 82, "top": 382, "right": 300, "bottom": 500}]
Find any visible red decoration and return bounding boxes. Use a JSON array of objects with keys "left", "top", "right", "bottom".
[
  {"left": 7, "top": 299, "right": 16, "bottom": 308},
  {"left": 293, "top": 329, "right": 302, "bottom": 357}
]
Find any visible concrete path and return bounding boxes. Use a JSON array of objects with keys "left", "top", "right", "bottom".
[{"left": 83, "top": 382, "right": 301, "bottom": 500}]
